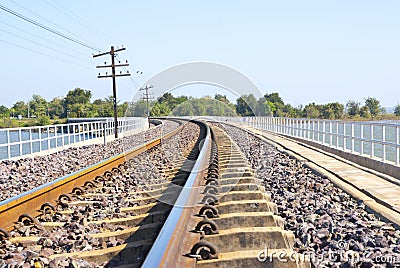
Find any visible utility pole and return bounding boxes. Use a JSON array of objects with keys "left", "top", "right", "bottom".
[
  {"left": 93, "top": 46, "right": 130, "bottom": 138},
  {"left": 140, "top": 85, "right": 154, "bottom": 128}
]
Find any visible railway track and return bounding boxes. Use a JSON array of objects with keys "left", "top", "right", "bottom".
[
  {"left": 0, "top": 119, "right": 310, "bottom": 267},
  {"left": 0, "top": 119, "right": 201, "bottom": 267},
  {"left": 11, "top": 117, "right": 399, "bottom": 268},
  {"left": 143, "top": 125, "right": 307, "bottom": 267},
  {"left": 3, "top": 118, "right": 399, "bottom": 267}
]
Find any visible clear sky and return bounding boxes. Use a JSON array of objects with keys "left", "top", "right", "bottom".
[{"left": 0, "top": 0, "right": 399, "bottom": 108}]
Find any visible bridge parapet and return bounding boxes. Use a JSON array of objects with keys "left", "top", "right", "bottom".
[
  {"left": 178, "top": 116, "right": 400, "bottom": 179},
  {"left": 0, "top": 117, "right": 148, "bottom": 160}
]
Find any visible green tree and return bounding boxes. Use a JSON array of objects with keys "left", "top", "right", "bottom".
[
  {"left": 360, "top": 106, "right": 370, "bottom": 118},
  {"left": 64, "top": 88, "right": 92, "bottom": 118},
  {"left": 150, "top": 102, "right": 162, "bottom": 116},
  {"left": 172, "top": 101, "right": 194, "bottom": 116},
  {"left": 117, "top": 101, "right": 129, "bottom": 117},
  {"left": 255, "top": 98, "right": 272, "bottom": 116},
  {"left": 264, "top": 93, "right": 284, "bottom": 106},
  {"left": 364, "top": 97, "right": 381, "bottom": 118},
  {"left": 330, "top": 102, "right": 344, "bottom": 119},
  {"left": 266, "top": 101, "right": 276, "bottom": 115},
  {"left": 236, "top": 97, "right": 248, "bottom": 116},
  {"left": 130, "top": 100, "right": 148, "bottom": 117},
  {"left": 346, "top": 100, "right": 360, "bottom": 117},
  {"left": 65, "top": 88, "right": 92, "bottom": 105},
  {"left": 12, "top": 101, "right": 27, "bottom": 118},
  {"left": 292, "top": 106, "right": 303, "bottom": 118},
  {"left": 207, "top": 98, "right": 236, "bottom": 116},
  {"left": 103, "top": 96, "right": 115, "bottom": 117},
  {"left": 303, "top": 103, "right": 320, "bottom": 118},
  {"left": 394, "top": 104, "right": 400, "bottom": 116},
  {"left": 92, "top": 98, "right": 111, "bottom": 117},
  {"left": 321, "top": 104, "right": 334, "bottom": 119},
  {"left": 157, "top": 93, "right": 188, "bottom": 111},
  {"left": 0, "top": 105, "right": 9, "bottom": 116},
  {"left": 236, "top": 94, "right": 257, "bottom": 116},
  {"left": 174, "top": 96, "right": 189, "bottom": 107},
  {"left": 154, "top": 92, "right": 237, "bottom": 117},
  {"left": 48, "top": 97, "right": 64, "bottom": 119},
  {"left": 320, "top": 102, "right": 344, "bottom": 119},
  {"left": 30, "top": 94, "right": 48, "bottom": 117},
  {"left": 208, "top": 98, "right": 231, "bottom": 116},
  {"left": 157, "top": 93, "right": 175, "bottom": 106},
  {"left": 264, "top": 92, "right": 284, "bottom": 116},
  {"left": 283, "top": 103, "right": 298, "bottom": 117},
  {"left": 214, "top": 94, "right": 230, "bottom": 105},
  {"left": 37, "top": 116, "right": 51, "bottom": 126},
  {"left": 206, "top": 104, "right": 221, "bottom": 116},
  {"left": 191, "top": 98, "right": 207, "bottom": 116},
  {"left": 150, "top": 102, "right": 171, "bottom": 116}
]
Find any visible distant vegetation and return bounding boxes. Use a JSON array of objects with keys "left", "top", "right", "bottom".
[
  {"left": 0, "top": 87, "right": 399, "bottom": 128},
  {"left": 134, "top": 92, "right": 398, "bottom": 121},
  {"left": 0, "top": 88, "right": 128, "bottom": 128}
]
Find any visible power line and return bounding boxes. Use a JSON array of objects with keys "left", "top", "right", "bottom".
[
  {"left": 7, "top": 0, "right": 95, "bottom": 46},
  {"left": 43, "top": 0, "right": 110, "bottom": 42},
  {"left": 0, "top": 3, "right": 101, "bottom": 51},
  {"left": 0, "top": 39, "right": 92, "bottom": 70},
  {"left": 0, "top": 28, "right": 91, "bottom": 63},
  {"left": 0, "top": 19, "right": 89, "bottom": 57},
  {"left": 115, "top": 55, "right": 140, "bottom": 87},
  {"left": 43, "top": 0, "right": 88, "bottom": 27}
]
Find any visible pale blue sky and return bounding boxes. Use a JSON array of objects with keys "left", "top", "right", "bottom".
[{"left": 0, "top": 0, "right": 399, "bottom": 108}]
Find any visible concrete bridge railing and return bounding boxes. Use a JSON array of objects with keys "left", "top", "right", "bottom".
[
  {"left": 255, "top": 117, "right": 400, "bottom": 166},
  {"left": 185, "top": 116, "right": 400, "bottom": 166},
  {"left": 0, "top": 117, "right": 148, "bottom": 160}
]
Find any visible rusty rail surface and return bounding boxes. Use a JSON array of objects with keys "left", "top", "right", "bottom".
[{"left": 0, "top": 119, "right": 184, "bottom": 231}]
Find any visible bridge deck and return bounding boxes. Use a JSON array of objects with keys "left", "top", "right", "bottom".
[{"left": 244, "top": 126, "right": 400, "bottom": 228}]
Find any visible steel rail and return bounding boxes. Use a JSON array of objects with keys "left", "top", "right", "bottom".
[
  {"left": 0, "top": 119, "right": 183, "bottom": 231},
  {"left": 142, "top": 121, "right": 211, "bottom": 268}
]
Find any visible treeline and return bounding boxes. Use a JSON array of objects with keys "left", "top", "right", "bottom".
[
  {"left": 129, "top": 92, "right": 400, "bottom": 120},
  {"left": 233, "top": 93, "right": 397, "bottom": 119},
  {"left": 1, "top": 88, "right": 400, "bottom": 128},
  {"left": 0, "top": 88, "right": 129, "bottom": 127},
  {"left": 126, "top": 93, "right": 237, "bottom": 117}
]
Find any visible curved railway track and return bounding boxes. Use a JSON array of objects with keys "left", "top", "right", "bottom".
[
  {"left": 0, "top": 119, "right": 310, "bottom": 267},
  {"left": 3, "top": 118, "right": 399, "bottom": 267}
]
